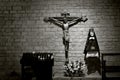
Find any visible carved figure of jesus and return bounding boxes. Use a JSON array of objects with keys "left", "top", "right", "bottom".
[{"left": 44, "top": 13, "right": 88, "bottom": 62}]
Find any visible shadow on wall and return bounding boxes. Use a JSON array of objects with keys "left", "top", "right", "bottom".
[
  {"left": 0, "top": 0, "right": 33, "bottom": 79},
  {"left": 2, "top": 71, "right": 21, "bottom": 80}
]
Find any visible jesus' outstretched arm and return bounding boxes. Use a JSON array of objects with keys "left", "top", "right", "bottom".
[
  {"left": 44, "top": 17, "right": 63, "bottom": 28},
  {"left": 68, "top": 16, "right": 88, "bottom": 28}
]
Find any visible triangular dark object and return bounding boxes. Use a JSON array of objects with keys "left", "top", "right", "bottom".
[
  {"left": 84, "top": 28, "right": 100, "bottom": 57},
  {"left": 84, "top": 28, "right": 101, "bottom": 75}
]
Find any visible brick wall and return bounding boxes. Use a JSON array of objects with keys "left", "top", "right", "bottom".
[{"left": 0, "top": 0, "right": 120, "bottom": 78}]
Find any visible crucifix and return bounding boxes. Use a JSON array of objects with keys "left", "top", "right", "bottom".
[{"left": 44, "top": 12, "right": 88, "bottom": 62}]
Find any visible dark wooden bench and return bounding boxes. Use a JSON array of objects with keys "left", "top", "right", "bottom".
[{"left": 102, "top": 53, "right": 120, "bottom": 80}]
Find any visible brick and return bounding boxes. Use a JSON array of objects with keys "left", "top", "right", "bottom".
[{"left": 0, "top": 0, "right": 120, "bottom": 78}]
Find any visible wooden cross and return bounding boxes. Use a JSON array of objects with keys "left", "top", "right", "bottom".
[{"left": 44, "top": 12, "right": 88, "bottom": 62}]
